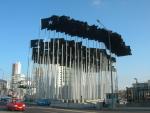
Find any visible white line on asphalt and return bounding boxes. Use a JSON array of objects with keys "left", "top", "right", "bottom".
[{"left": 28, "top": 106, "right": 97, "bottom": 113}]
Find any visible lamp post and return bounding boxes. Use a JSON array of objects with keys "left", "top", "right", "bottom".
[
  {"left": 97, "top": 20, "right": 114, "bottom": 109},
  {"left": 133, "top": 78, "right": 138, "bottom": 102},
  {"left": 134, "top": 78, "right": 138, "bottom": 84}
]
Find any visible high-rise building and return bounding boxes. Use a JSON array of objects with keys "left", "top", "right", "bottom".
[
  {"left": 12, "top": 62, "right": 21, "bottom": 76},
  {"left": 12, "top": 62, "right": 21, "bottom": 86},
  {"left": 11, "top": 62, "right": 26, "bottom": 98}
]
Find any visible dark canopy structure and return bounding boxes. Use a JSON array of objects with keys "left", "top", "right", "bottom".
[{"left": 41, "top": 15, "right": 131, "bottom": 56}]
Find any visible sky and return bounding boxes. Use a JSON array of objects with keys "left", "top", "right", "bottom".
[{"left": 0, "top": 0, "right": 150, "bottom": 89}]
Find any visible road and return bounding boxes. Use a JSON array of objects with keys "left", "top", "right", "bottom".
[{"left": 1, "top": 105, "right": 150, "bottom": 113}]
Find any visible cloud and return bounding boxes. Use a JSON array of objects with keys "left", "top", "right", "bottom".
[{"left": 92, "top": 0, "right": 102, "bottom": 6}]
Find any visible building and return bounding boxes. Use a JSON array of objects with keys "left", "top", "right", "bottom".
[
  {"left": 0, "top": 79, "right": 7, "bottom": 96},
  {"left": 11, "top": 62, "right": 27, "bottom": 98},
  {"left": 126, "top": 80, "right": 150, "bottom": 103},
  {"left": 12, "top": 62, "right": 21, "bottom": 90},
  {"left": 12, "top": 62, "right": 21, "bottom": 76}
]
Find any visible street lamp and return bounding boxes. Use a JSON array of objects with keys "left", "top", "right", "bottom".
[
  {"left": 134, "top": 78, "right": 138, "bottom": 84},
  {"left": 97, "top": 19, "right": 114, "bottom": 109}
]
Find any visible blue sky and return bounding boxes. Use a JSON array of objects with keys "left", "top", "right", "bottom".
[{"left": 0, "top": 0, "right": 150, "bottom": 89}]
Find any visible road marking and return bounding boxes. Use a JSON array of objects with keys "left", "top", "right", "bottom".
[
  {"left": 44, "top": 109, "right": 96, "bottom": 113},
  {"left": 28, "top": 106, "right": 97, "bottom": 113},
  {"left": 44, "top": 111, "right": 58, "bottom": 113}
]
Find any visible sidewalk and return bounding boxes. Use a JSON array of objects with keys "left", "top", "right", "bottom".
[
  {"left": 102, "top": 107, "right": 150, "bottom": 111},
  {"left": 0, "top": 105, "right": 6, "bottom": 111}
]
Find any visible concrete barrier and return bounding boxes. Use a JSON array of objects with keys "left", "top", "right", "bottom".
[
  {"left": 96, "top": 102, "right": 103, "bottom": 110},
  {"left": 50, "top": 101, "right": 96, "bottom": 109}
]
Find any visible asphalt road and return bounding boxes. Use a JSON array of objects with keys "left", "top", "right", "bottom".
[
  {"left": 1, "top": 105, "right": 150, "bottom": 113},
  {"left": 25, "top": 106, "right": 150, "bottom": 113}
]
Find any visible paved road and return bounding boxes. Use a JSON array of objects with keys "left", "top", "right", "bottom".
[
  {"left": 1, "top": 105, "right": 150, "bottom": 113},
  {"left": 25, "top": 106, "right": 150, "bottom": 113}
]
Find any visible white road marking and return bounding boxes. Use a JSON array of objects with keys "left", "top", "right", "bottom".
[{"left": 28, "top": 106, "right": 97, "bottom": 113}]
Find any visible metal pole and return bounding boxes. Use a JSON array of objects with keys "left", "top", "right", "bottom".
[{"left": 97, "top": 19, "right": 114, "bottom": 109}]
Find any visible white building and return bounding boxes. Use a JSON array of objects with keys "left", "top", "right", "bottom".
[
  {"left": 11, "top": 62, "right": 27, "bottom": 99},
  {"left": 0, "top": 79, "right": 7, "bottom": 96},
  {"left": 12, "top": 62, "right": 21, "bottom": 76}
]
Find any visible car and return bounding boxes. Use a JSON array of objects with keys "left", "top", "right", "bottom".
[
  {"left": 119, "top": 99, "right": 127, "bottom": 104},
  {"left": 36, "top": 99, "right": 50, "bottom": 106},
  {"left": 6, "top": 98, "right": 26, "bottom": 111},
  {"left": 0, "top": 96, "right": 11, "bottom": 105}
]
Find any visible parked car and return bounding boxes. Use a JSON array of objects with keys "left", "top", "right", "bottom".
[
  {"left": 6, "top": 98, "right": 26, "bottom": 111},
  {"left": 36, "top": 99, "right": 50, "bottom": 106},
  {"left": 0, "top": 96, "right": 11, "bottom": 105},
  {"left": 119, "top": 99, "right": 127, "bottom": 104}
]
